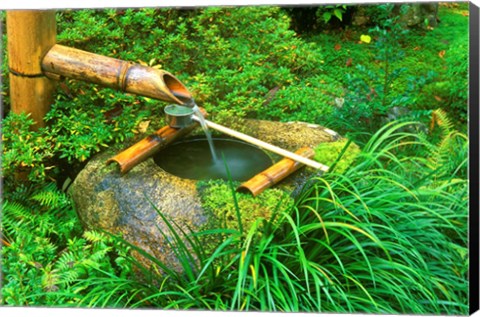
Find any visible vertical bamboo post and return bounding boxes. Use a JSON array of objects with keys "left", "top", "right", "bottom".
[{"left": 6, "top": 10, "right": 57, "bottom": 130}]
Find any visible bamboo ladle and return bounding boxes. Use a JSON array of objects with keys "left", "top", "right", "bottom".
[{"left": 191, "top": 114, "right": 330, "bottom": 172}]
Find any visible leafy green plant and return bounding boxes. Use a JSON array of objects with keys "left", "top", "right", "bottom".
[
  {"left": 286, "top": 120, "right": 468, "bottom": 314},
  {"left": 317, "top": 5, "right": 348, "bottom": 24},
  {"left": 1, "top": 183, "right": 133, "bottom": 307},
  {"left": 1, "top": 113, "right": 53, "bottom": 182},
  {"left": 443, "top": 37, "right": 468, "bottom": 122},
  {"left": 334, "top": 5, "right": 412, "bottom": 128},
  {"left": 421, "top": 109, "right": 468, "bottom": 179},
  {"left": 55, "top": 7, "right": 324, "bottom": 123},
  {"left": 1, "top": 100, "right": 149, "bottom": 183},
  {"left": 259, "top": 74, "right": 342, "bottom": 122}
]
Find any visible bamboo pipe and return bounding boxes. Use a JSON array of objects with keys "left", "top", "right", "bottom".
[
  {"left": 6, "top": 10, "right": 57, "bottom": 129},
  {"left": 41, "top": 44, "right": 192, "bottom": 104},
  {"left": 237, "top": 147, "right": 315, "bottom": 196},
  {"left": 191, "top": 115, "right": 329, "bottom": 172},
  {"left": 107, "top": 108, "right": 207, "bottom": 173}
]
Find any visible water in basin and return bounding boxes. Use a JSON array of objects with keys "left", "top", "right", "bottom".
[{"left": 154, "top": 138, "right": 273, "bottom": 181}]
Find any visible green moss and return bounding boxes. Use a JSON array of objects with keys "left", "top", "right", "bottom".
[
  {"left": 197, "top": 179, "right": 293, "bottom": 233},
  {"left": 314, "top": 139, "right": 360, "bottom": 174}
]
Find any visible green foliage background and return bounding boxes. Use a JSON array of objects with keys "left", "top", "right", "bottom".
[
  {"left": 1, "top": 3, "right": 470, "bottom": 314},
  {"left": 1, "top": 5, "right": 469, "bottom": 182}
]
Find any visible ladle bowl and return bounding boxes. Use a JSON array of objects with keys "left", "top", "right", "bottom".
[
  {"left": 164, "top": 104, "right": 194, "bottom": 128},
  {"left": 153, "top": 137, "right": 274, "bottom": 181}
]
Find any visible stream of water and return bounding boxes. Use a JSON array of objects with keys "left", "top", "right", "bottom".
[{"left": 190, "top": 102, "right": 218, "bottom": 161}]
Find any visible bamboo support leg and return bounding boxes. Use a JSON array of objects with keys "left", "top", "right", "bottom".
[
  {"left": 237, "top": 147, "right": 315, "bottom": 196},
  {"left": 107, "top": 124, "right": 198, "bottom": 173},
  {"left": 107, "top": 108, "right": 207, "bottom": 173},
  {"left": 7, "top": 10, "right": 56, "bottom": 129}
]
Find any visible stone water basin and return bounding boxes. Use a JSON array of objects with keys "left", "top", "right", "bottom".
[{"left": 69, "top": 119, "right": 340, "bottom": 272}]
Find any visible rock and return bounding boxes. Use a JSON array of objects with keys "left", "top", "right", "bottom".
[
  {"left": 351, "top": 4, "right": 439, "bottom": 28},
  {"left": 69, "top": 119, "right": 339, "bottom": 273},
  {"left": 398, "top": 4, "right": 439, "bottom": 28},
  {"left": 70, "top": 151, "right": 205, "bottom": 273},
  {"left": 241, "top": 119, "right": 335, "bottom": 151},
  {"left": 351, "top": 6, "right": 371, "bottom": 27}
]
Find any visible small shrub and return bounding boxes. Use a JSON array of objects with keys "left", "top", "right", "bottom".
[
  {"left": 259, "top": 74, "right": 342, "bottom": 122},
  {"left": 55, "top": 7, "right": 324, "bottom": 123},
  {"left": 1, "top": 99, "right": 150, "bottom": 183}
]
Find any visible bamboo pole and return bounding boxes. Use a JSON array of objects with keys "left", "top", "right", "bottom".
[
  {"left": 237, "top": 147, "right": 315, "bottom": 196},
  {"left": 42, "top": 44, "right": 192, "bottom": 104},
  {"left": 191, "top": 115, "right": 329, "bottom": 172},
  {"left": 107, "top": 108, "right": 207, "bottom": 173},
  {"left": 6, "top": 10, "right": 57, "bottom": 129}
]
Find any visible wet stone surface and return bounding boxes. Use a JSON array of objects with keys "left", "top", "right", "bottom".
[{"left": 70, "top": 119, "right": 339, "bottom": 273}]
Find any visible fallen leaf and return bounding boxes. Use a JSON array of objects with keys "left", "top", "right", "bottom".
[
  {"left": 334, "top": 43, "right": 342, "bottom": 51},
  {"left": 434, "top": 95, "right": 443, "bottom": 102},
  {"left": 360, "top": 34, "right": 372, "bottom": 44},
  {"left": 138, "top": 120, "right": 151, "bottom": 133},
  {"left": 413, "top": 46, "right": 421, "bottom": 51},
  {"left": 438, "top": 50, "right": 446, "bottom": 58},
  {"left": 346, "top": 58, "right": 353, "bottom": 67},
  {"left": 461, "top": 11, "right": 469, "bottom": 17}
]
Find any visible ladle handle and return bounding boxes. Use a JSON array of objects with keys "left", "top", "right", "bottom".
[{"left": 192, "top": 115, "right": 329, "bottom": 172}]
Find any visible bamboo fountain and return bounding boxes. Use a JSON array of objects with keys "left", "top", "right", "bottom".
[{"left": 6, "top": 10, "right": 329, "bottom": 196}]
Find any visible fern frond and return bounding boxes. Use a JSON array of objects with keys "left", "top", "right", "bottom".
[
  {"left": 431, "top": 109, "right": 454, "bottom": 137},
  {"left": 84, "top": 231, "right": 108, "bottom": 243},
  {"left": 56, "top": 251, "right": 78, "bottom": 271},
  {"left": 425, "top": 109, "right": 468, "bottom": 179},
  {"left": 31, "top": 183, "right": 68, "bottom": 208},
  {"left": 434, "top": 131, "right": 468, "bottom": 177},
  {"left": 2, "top": 200, "right": 32, "bottom": 235}
]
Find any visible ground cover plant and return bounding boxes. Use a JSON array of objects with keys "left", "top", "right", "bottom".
[{"left": 1, "top": 3, "right": 470, "bottom": 314}]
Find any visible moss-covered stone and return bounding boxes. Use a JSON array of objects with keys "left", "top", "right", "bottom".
[
  {"left": 314, "top": 139, "right": 360, "bottom": 174},
  {"left": 197, "top": 179, "right": 293, "bottom": 233},
  {"left": 70, "top": 118, "right": 342, "bottom": 275}
]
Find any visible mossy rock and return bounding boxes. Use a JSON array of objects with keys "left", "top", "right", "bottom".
[
  {"left": 314, "top": 139, "right": 361, "bottom": 174},
  {"left": 69, "top": 119, "right": 344, "bottom": 274},
  {"left": 197, "top": 179, "right": 293, "bottom": 233}
]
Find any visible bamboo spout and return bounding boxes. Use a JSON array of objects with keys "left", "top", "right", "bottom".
[{"left": 41, "top": 44, "right": 192, "bottom": 104}]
